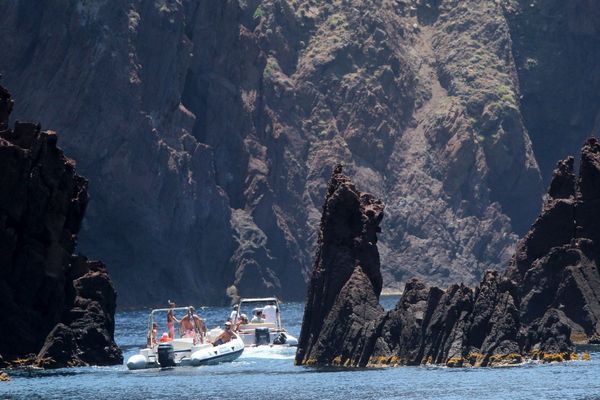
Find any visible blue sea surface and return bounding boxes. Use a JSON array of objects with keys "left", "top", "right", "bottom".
[{"left": 2, "top": 296, "right": 599, "bottom": 400}]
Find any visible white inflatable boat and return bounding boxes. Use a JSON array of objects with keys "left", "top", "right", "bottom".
[
  {"left": 233, "top": 297, "right": 298, "bottom": 347},
  {"left": 127, "top": 307, "right": 244, "bottom": 370}
]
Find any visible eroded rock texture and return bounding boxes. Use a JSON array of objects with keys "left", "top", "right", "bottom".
[
  {"left": 0, "top": 0, "right": 568, "bottom": 306},
  {"left": 0, "top": 84, "right": 122, "bottom": 368},
  {"left": 297, "top": 152, "right": 600, "bottom": 367},
  {"left": 1, "top": 1, "right": 600, "bottom": 306}
]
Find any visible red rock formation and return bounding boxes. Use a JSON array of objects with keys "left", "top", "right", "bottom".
[{"left": 0, "top": 84, "right": 122, "bottom": 368}]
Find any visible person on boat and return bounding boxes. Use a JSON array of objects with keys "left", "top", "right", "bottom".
[
  {"left": 235, "top": 313, "right": 249, "bottom": 332},
  {"left": 228, "top": 304, "right": 239, "bottom": 323},
  {"left": 147, "top": 322, "right": 158, "bottom": 347},
  {"left": 159, "top": 332, "right": 171, "bottom": 343},
  {"left": 262, "top": 303, "right": 277, "bottom": 324},
  {"left": 212, "top": 321, "right": 235, "bottom": 346},
  {"left": 167, "top": 300, "right": 179, "bottom": 339},
  {"left": 180, "top": 306, "right": 207, "bottom": 342},
  {"left": 251, "top": 309, "right": 265, "bottom": 323}
]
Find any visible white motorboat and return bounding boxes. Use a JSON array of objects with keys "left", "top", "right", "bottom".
[
  {"left": 233, "top": 297, "right": 298, "bottom": 347},
  {"left": 127, "top": 307, "right": 244, "bottom": 370}
]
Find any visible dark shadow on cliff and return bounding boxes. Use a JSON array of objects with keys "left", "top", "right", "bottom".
[{"left": 296, "top": 146, "right": 600, "bottom": 367}]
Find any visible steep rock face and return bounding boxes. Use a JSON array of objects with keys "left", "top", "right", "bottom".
[
  {"left": 0, "top": 84, "right": 121, "bottom": 368},
  {"left": 506, "top": 0, "right": 600, "bottom": 181},
  {"left": 296, "top": 166, "right": 385, "bottom": 365},
  {"left": 0, "top": 0, "right": 554, "bottom": 305},
  {"left": 297, "top": 150, "right": 600, "bottom": 367}
]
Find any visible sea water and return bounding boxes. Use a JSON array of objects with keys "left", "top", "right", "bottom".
[{"left": 2, "top": 296, "right": 599, "bottom": 400}]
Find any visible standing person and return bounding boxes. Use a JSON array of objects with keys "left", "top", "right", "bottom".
[
  {"left": 180, "top": 306, "right": 207, "bottom": 343},
  {"left": 147, "top": 322, "right": 158, "bottom": 347},
  {"left": 229, "top": 304, "right": 239, "bottom": 324},
  {"left": 167, "top": 300, "right": 179, "bottom": 339},
  {"left": 262, "top": 303, "right": 277, "bottom": 324}
]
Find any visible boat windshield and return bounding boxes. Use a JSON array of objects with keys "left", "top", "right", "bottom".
[{"left": 236, "top": 299, "right": 281, "bottom": 328}]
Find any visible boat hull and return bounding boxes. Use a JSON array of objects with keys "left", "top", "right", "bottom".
[{"left": 127, "top": 337, "right": 245, "bottom": 370}]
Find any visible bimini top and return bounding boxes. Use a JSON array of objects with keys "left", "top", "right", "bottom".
[{"left": 238, "top": 297, "right": 279, "bottom": 303}]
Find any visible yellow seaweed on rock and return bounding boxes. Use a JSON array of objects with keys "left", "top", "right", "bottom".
[
  {"left": 445, "top": 357, "right": 464, "bottom": 368},
  {"left": 365, "top": 355, "right": 403, "bottom": 367},
  {"left": 487, "top": 353, "right": 523, "bottom": 367},
  {"left": 464, "top": 353, "right": 485, "bottom": 367}
]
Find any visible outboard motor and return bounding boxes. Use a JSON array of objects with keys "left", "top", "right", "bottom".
[
  {"left": 157, "top": 343, "right": 176, "bottom": 367},
  {"left": 255, "top": 327, "right": 270, "bottom": 346},
  {"left": 273, "top": 332, "right": 287, "bottom": 345}
]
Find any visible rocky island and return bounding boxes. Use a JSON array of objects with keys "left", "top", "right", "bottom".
[
  {"left": 0, "top": 84, "right": 122, "bottom": 368},
  {"left": 296, "top": 143, "right": 600, "bottom": 367}
]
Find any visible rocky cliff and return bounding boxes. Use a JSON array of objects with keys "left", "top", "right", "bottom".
[
  {"left": 0, "top": 84, "right": 122, "bottom": 368},
  {"left": 0, "top": 0, "right": 599, "bottom": 306},
  {"left": 296, "top": 151, "right": 600, "bottom": 367}
]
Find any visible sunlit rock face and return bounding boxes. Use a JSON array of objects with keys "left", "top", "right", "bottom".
[
  {"left": 0, "top": 84, "right": 122, "bottom": 368},
  {"left": 0, "top": 1, "right": 599, "bottom": 306},
  {"left": 297, "top": 152, "right": 600, "bottom": 367}
]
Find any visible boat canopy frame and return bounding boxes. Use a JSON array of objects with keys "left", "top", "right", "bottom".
[
  {"left": 147, "top": 306, "right": 202, "bottom": 338},
  {"left": 235, "top": 297, "right": 283, "bottom": 330}
]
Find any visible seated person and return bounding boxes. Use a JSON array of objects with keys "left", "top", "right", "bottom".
[
  {"left": 251, "top": 309, "right": 265, "bottom": 323},
  {"left": 159, "top": 332, "right": 171, "bottom": 343},
  {"left": 213, "top": 321, "right": 235, "bottom": 346},
  {"left": 235, "top": 313, "right": 249, "bottom": 332}
]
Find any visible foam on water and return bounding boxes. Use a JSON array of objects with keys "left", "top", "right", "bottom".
[{"left": 240, "top": 346, "right": 296, "bottom": 360}]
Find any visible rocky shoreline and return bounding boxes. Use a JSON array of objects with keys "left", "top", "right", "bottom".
[
  {"left": 0, "top": 84, "right": 122, "bottom": 369},
  {"left": 296, "top": 145, "right": 600, "bottom": 367}
]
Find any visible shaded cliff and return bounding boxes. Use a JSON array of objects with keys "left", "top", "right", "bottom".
[
  {"left": 296, "top": 149, "right": 600, "bottom": 367},
  {"left": 0, "top": 1, "right": 598, "bottom": 306},
  {"left": 0, "top": 84, "right": 122, "bottom": 368}
]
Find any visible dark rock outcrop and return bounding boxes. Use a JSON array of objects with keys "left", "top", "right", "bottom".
[
  {"left": 297, "top": 151, "right": 600, "bottom": 367},
  {"left": 0, "top": 0, "right": 559, "bottom": 306},
  {"left": 0, "top": 84, "right": 122, "bottom": 368},
  {"left": 296, "top": 166, "right": 385, "bottom": 365}
]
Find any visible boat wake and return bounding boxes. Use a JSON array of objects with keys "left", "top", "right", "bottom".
[{"left": 240, "top": 346, "right": 296, "bottom": 360}]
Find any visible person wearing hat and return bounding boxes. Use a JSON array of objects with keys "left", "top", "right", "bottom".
[
  {"left": 212, "top": 321, "right": 235, "bottom": 346},
  {"left": 235, "top": 313, "right": 249, "bottom": 332},
  {"left": 229, "top": 304, "right": 239, "bottom": 324}
]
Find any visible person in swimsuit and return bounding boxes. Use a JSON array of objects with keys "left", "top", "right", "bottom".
[
  {"left": 147, "top": 322, "right": 158, "bottom": 347},
  {"left": 235, "top": 313, "right": 249, "bottom": 332},
  {"left": 213, "top": 321, "right": 234, "bottom": 346},
  {"left": 179, "top": 306, "right": 207, "bottom": 343},
  {"left": 167, "top": 300, "right": 179, "bottom": 339}
]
